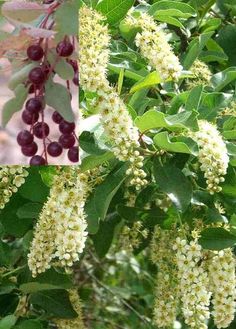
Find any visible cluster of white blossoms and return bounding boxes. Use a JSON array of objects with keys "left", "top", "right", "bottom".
[
  {"left": 125, "top": 12, "right": 182, "bottom": 81},
  {"left": 80, "top": 6, "right": 147, "bottom": 189},
  {"left": 28, "top": 168, "right": 90, "bottom": 277},
  {"left": 188, "top": 120, "right": 229, "bottom": 194},
  {"left": 54, "top": 290, "right": 86, "bottom": 329},
  {"left": 208, "top": 249, "right": 236, "bottom": 328},
  {"left": 188, "top": 59, "right": 212, "bottom": 88},
  {"left": 151, "top": 227, "right": 179, "bottom": 328},
  {"left": 173, "top": 238, "right": 211, "bottom": 329},
  {"left": 79, "top": 6, "right": 110, "bottom": 92},
  {"left": 97, "top": 89, "right": 147, "bottom": 189},
  {"left": 0, "top": 166, "right": 28, "bottom": 209}
]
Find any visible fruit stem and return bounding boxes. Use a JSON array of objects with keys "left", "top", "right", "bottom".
[{"left": 41, "top": 110, "right": 48, "bottom": 165}]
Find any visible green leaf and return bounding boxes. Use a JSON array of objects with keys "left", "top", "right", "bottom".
[
  {"left": 39, "top": 166, "right": 58, "bottom": 187},
  {"left": 80, "top": 131, "right": 107, "bottom": 155},
  {"left": 30, "top": 290, "right": 77, "bottom": 318},
  {"left": 198, "top": 92, "right": 232, "bottom": 120},
  {"left": 55, "top": 0, "right": 78, "bottom": 38},
  {"left": 223, "top": 130, "right": 236, "bottom": 139},
  {"left": 183, "top": 32, "right": 214, "bottom": 69},
  {"left": 154, "top": 15, "right": 184, "bottom": 28},
  {"left": 14, "top": 320, "right": 43, "bottom": 329},
  {"left": 217, "top": 25, "right": 236, "bottom": 66},
  {"left": 0, "top": 194, "right": 33, "bottom": 238},
  {"left": 92, "top": 214, "right": 121, "bottom": 258},
  {"left": 96, "top": 0, "right": 135, "bottom": 25},
  {"left": 8, "top": 63, "right": 37, "bottom": 91},
  {"left": 0, "top": 241, "right": 12, "bottom": 267},
  {"left": 116, "top": 205, "right": 166, "bottom": 227},
  {"left": 201, "top": 18, "right": 221, "bottom": 32},
  {"left": 153, "top": 132, "right": 198, "bottom": 155},
  {"left": 153, "top": 160, "right": 192, "bottom": 212},
  {"left": 20, "top": 269, "right": 72, "bottom": 293},
  {"left": 199, "top": 50, "right": 228, "bottom": 63},
  {"left": 135, "top": 109, "right": 198, "bottom": 133},
  {"left": 185, "top": 85, "right": 203, "bottom": 112},
  {"left": 0, "top": 294, "right": 19, "bottom": 317},
  {"left": 85, "top": 163, "right": 128, "bottom": 234},
  {"left": 130, "top": 72, "right": 161, "bottom": 93},
  {"left": 20, "top": 283, "right": 64, "bottom": 294},
  {"left": 80, "top": 152, "right": 114, "bottom": 172},
  {"left": 153, "top": 8, "right": 193, "bottom": 19},
  {"left": 148, "top": 1, "right": 196, "bottom": 18},
  {"left": 199, "top": 228, "right": 236, "bottom": 250},
  {"left": 0, "top": 315, "right": 16, "bottom": 329},
  {"left": 47, "top": 52, "right": 74, "bottom": 80},
  {"left": 45, "top": 81, "right": 74, "bottom": 122},
  {"left": 19, "top": 167, "right": 49, "bottom": 203},
  {"left": 16, "top": 203, "right": 42, "bottom": 219},
  {"left": 211, "top": 67, "right": 236, "bottom": 91},
  {"left": 2, "top": 84, "right": 28, "bottom": 127}
]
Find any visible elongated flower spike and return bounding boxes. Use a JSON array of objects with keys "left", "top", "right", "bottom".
[
  {"left": 125, "top": 11, "right": 183, "bottom": 81},
  {"left": 28, "top": 167, "right": 89, "bottom": 277},
  {"left": 80, "top": 6, "right": 147, "bottom": 189},
  {"left": 188, "top": 120, "right": 229, "bottom": 194},
  {"left": 208, "top": 249, "right": 236, "bottom": 329}
]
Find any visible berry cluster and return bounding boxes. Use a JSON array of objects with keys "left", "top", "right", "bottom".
[{"left": 16, "top": 40, "right": 78, "bottom": 165}]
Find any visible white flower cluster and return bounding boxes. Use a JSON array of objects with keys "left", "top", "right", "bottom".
[
  {"left": 151, "top": 227, "right": 179, "bottom": 328},
  {"left": 189, "top": 120, "right": 229, "bottom": 194},
  {"left": 208, "top": 249, "right": 236, "bottom": 328},
  {"left": 79, "top": 6, "right": 110, "bottom": 92},
  {"left": 188, "top": 59, "right": 212, "bottom": 88},
  {"left": 80, "top": 6, "right": 147, "bottom": 189},
  {"left": 98, "top": 89, "right": 147, "bottom": 189},
  {"left": 54, "top": 289, "right": 86, "bottom": 329},
  {"left": 151, "top": 224, "right": 236, "bottom": 329},
  {"left": 126, "top": 12, "right": 182, "bottom": 81},
  {"left": 0, "top": 166, "right": 28, "bottom": 209},
  {"left": 153, "top": 270, "right": 179, "bottom": 328},
  {"left": 173, "top": 238, "right": 211, "bottom": 329},
  {"left": 28, "top": 168, "right": 90, "bottom": 277}
]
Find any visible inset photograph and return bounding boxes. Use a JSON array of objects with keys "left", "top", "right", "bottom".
[{"left": 0, "top": 0, "right": 78, "bottom": 165}]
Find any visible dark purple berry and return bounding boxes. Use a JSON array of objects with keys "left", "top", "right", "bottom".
[
  {"left": 21, "top": 142, "right": 38, "bottom": 157},
  {"left": 25, "top": 98, "right": 43, "bottom": 113},
  {"left": 30, "top": 155, "right": 46, "bottom": 165},
  {"left": 22, "top": 110, "right": 39, "bottom": 125},
  {"left": 28, "top": 67, "right": 45, "bottom": 85},
  {"left": 33, "top": 122, "right": 50, "bottom": 139},
  {"left": 52, "top": 111, "right": 63, "bottom": 124},
  {"left": 56, "top": 41, "right": 74, "bottom": 57},
  {"left": 59, "top": 120, "right": 75, "bottom": 134},
  {"left": 59, "top": 134, "right": 75, "bottom": 149},
  {"left": 47, "top": 141, "right": 63, "bottom": 157},
  {"left": 27, "top": 45, "right": 44, "bottom": 61},
  {"left": 17, "top": 130, "right": 33, "bottom": 146},
  {"left": 68, "top": 146, "right": 78, "bottom": 162}
]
